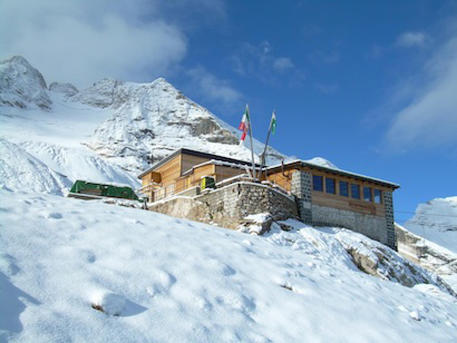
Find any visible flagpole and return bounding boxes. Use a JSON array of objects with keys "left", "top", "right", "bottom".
[
  {"left": 261, "top": 120, "right": 272, "bottom": 179},
  {"left": 247, "top": 105, "right": 256, "bottom": 180}
]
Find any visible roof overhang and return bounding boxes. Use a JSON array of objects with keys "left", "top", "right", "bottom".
[{"left": 266, "top": 160, "right": 400, "bottom": 190}]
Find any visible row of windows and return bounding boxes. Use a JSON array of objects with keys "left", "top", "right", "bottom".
[{"left": 313, "top": 175, "right": 383, "bottom": 204}]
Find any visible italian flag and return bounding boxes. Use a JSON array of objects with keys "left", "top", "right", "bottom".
[{"left": 238, "top": 105, "right": 250, "bottom": 142}]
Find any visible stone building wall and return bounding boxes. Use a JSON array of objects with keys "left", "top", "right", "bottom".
[
  {"left": 383, "top": 191, "right": 397, "bottom": 250},
  {"left": 289, "top": 170, "right": 396, "bottom": 250},
  {"left": 148, "top": 182, "right": 298, "bottom": 229},
  {"left": 291, "top": 171, "right": 312, "bottom": 223},
  {"left": 311, "top": 205, "right": 389, "bottom": 246}
]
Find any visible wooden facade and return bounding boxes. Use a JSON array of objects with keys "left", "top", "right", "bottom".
[
  {"left": 138, "top": 149, "right": 253, "bottom": 202},
  {"left": 265, "top": 162, "right": 398, "bottom": 217},
  {"left": 138, "top": 149, "right": 399, "bottom": 218}
]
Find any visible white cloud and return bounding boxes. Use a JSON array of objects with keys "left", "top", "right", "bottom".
[
  {"left": 187, "top": 66, "right": 242, "bottom": 104},
  {"left": 231, "top": 41, "right": 299, "bottom": 84},
  {"left": 396, "top": 32, "right": 429, "bottom": 48},
  {"left": 0, "top": 0, "right": 193, "bottom": 87},
  {"left": 273, "top": 57, "right": 294, "bottom": 72},
  {"left": 386, "top": 34, "right": 457, "bottom": 149}
]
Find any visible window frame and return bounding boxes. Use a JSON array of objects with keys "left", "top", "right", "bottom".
[
  {"left": 313, "top": 174, "right": 324, "bottom": 192},
  {"left": 351, "top": 183, "right": 361, "bottom": 199},
  {"left": 325, "top": 177, "right": 336, "bottom": 194},
  {"left": 339, "top": 181, "right": 349, "bottom": 197},
  {"left": 373, "top": 189, "right": 382, "bottom": 204},
  {"left": 363, "top": 186, "right": 372, "bottom": 202}
]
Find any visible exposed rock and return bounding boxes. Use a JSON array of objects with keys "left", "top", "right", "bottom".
[
  {"left": 395, "top": 223, "right": 457, "bottom": 290},
  {"left": 69, "top": 78, "right": 122, "bottom": 108},
  {"left": 335, "top": 229, "right": 456, "bottom": 296},
  {"left": 238, "top": 212, "right": 296, "bottom": 235},
  {"left": 49, "top": 82, "right": 79, "bottom": 97},
  {"left": 0, "top": 56, "right": 52, "bottom": 110}
]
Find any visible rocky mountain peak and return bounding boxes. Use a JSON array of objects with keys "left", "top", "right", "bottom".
[
  {"left": 0, "top": 55, "right": 52, "bottom": 110},
  {"left": 81, "top": 77, "right": 258, "bottom": 171}
]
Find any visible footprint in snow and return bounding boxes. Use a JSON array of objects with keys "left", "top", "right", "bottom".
[
  {"left": 146, "top": 270, "right": 177, "bottom": 296},
  {"left": 222, "top": 264, "right": 236, "bottom": 276},
  {"left": 47, "top": 212, "right": 62, "bottom": 219},
  {"left": 85, "top": 251, "right": 96, "bottom": 263}
]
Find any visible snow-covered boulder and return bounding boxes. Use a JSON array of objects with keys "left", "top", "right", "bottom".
[{"left": 0, "top": 56, "right": 52, "bottom": 110}]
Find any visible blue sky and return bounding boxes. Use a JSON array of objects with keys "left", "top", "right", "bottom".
[
  {"left": 176, "top": 1, "right": 457, "bottom": 221},
  {"left": 3, "top": 0, "right": 457, "bottom": 221}
]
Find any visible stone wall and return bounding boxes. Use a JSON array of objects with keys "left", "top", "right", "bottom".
[
  {"left": 311, "top": 204, "right": 389, "bottom": 246},
  {"left": 149, "top": 176, "right": 398, "bottom": 250},
  {"left": 395, "top": 224, "right": 425, "bottom": 263},
  {"left": 383, "top": 191, "right": 397, "bottom": 250},
  {"left": 148, "top": 182, "right": 298, "bottom": 229},
  {"left": 395, "top": 223, "right": 457, "bottom": 281},
  {"left": 291, "top": 171, "right": 312, "bottom": 223}
]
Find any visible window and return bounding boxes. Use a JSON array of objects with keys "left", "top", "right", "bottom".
[
  {"left": 326, "top": 177, "right": 336, "bottom": 194},
  {"left": 313, "top": 175, "right": 323, "bottom": 191},
  {"left": 374, "top": 189, "right": 382, "bottom": 204},
  {"left": 339, "top": 181, "right": 349, "bottom": 197},
  {"left": 363, "top": 186, "right": 372, "bottom": 202},
  {"left": 351, "top": 184, "right": 360, "bottom": 199}
]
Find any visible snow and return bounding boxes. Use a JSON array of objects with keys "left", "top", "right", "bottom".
[
  {"left": 1, "top": 190, "right": 457, "bottom": 342},
  {"left": 0, "top": 138, "right": 70, "bottom": 195},
  {"left": 404, "top": 196, "right": 457, "bottom": 254},
  {"left": 0, "top": 56, "right": 334, "bottom": 193},
  {"left": 0, "top": 91, "right": 139, "bottom": 190},
  {"left": 306, "top": 156, "right": 338, "bottom": 168},
  {"left": 2, "top": 56, "right": 457, "bottom": 341},
  {"left": 48, "top": 82, "right": 79, "bottom": 97},
  {"left": 80, "top": 77, "right": 286, "bottom": 172},
  {"left": 0, "top": 56, "right": 51, "bottom": 110}
]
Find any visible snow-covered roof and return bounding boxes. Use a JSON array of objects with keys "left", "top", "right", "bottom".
[
  {"left": 139, "top": 148, "right": 399, "bottom": 189},
  {"left": 266, "top": 160, "right": 400, "bottom": 189}
]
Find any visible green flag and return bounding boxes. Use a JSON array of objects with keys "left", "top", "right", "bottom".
[{"left": 270, "top": 111, "right": 277, "bottom": 135}]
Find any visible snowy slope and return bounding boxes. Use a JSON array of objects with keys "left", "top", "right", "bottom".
[
  {"left": 404, "top": 197, "right": 457, "bottom": 254},
  {"left": 0, "top": 139, "right": 70, "bottom": 195},
  {"left": 1, "top": 189, "right": 456, "bottom": 343}
]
